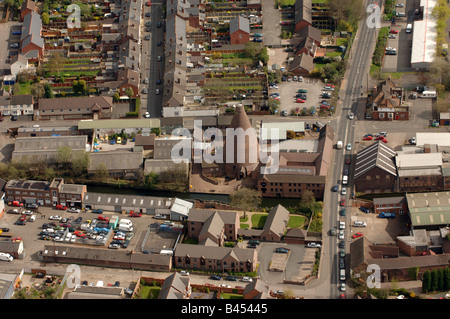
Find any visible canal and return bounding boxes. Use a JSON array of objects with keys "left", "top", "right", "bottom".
[{"left": 87, "top": 184, "right": 301, "bottom": 209}]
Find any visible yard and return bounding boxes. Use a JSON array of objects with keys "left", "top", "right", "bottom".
[
  {"left": 240, "top": 213, "right": 308, "bottom": 230},
  {"left": 137, "top": 285, "right": 160, "bottom": 299}
]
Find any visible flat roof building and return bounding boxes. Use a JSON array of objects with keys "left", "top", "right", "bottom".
[{"left": 411, "top": 0, "right": 437, "bottom": 70}]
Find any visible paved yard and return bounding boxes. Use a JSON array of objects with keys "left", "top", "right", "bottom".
[
  {"left": 0, "top": 21, "right": 22, "bottom": 76},
  {"left": 274, "top": 78, "right": 329, "bottom": 117}
]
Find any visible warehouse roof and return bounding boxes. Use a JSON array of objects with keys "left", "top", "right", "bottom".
[
  {"left": 411, "top": 0, "right": 437, "bottom": 67},
  {"left": 406, "top": 192, "right": 450, "bottom": 227},
  {"left": 416, "top": 133, "right": 450, "bottom": 146},
  {"left": 354, "top": 141, "right": 397, "bottom": 179},
  {"left": 83, "top": 192, "right": 173, "bottom": 209},
  {"left": 78, "top": 118, "right": 160, "bottom": 130},
  {"left": 396, "top": 153, "right": 442, "bottom": 169}
]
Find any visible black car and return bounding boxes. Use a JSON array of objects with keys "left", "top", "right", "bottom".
[
  {"left": 339, "top": 241, "right": 345, "bottom": 249},
  {"left": 339, "top": 258, "right": 345, "bottom": 269},
  {"left": 332, "top": 185, "right": 339, "bottom": 192},
  {"left": 249, "top": 240, "right": 260, "bottom": 245},
  {"left": 122, "top": 240, "right": 130, "bottom": 248},
  {"left": 247, "top": 243, "right": 257, "bottom": 248},
  {"left": 157, "top": 22, "right": 162, "bottom": 28},
  {"left": 11, "top": 115, "right": 18, "bottom": 121},
  {"left": 146, "top": 27, "right": 151, "bottom": 32},
  {"left": 146, "top": 21, "right": 151, "bottom": 27},
  {"left": 111, "top": 240, "right": 124, "bottom": 245},
  {"left": 121, "top": 138, "right": 127, "bottom": 145},
  {"left": 157, "top": 41, "right": 163, "bottom": 46},
  {"left": 210, "top": 275, "right": 221, "bottom": 280},
  {"left": 75, "top": 217, "right": 82, "bottom": 223},
  {"left": 275, "top": 247, "right": 289, "bottom": 254},
  {"left": 36, "top": 272, "right": 45, "bottom": 278},
  {"left": 114, "top": 281, "right": 120, "bottom": 287},
  {"left": 225, "top": 276, "right": 237, "bottom": 281},
  {"left": 156, "top": 79, "right": 162, "bottom": 85},
  {"left": 1, "top": 228, "right": 9, "bottom": 232},
  {"left": 92, "top": 209, "right": 103, "bottom": 214},
  {"left": 145, "top": 12, "right": 151, "bottom": 17},
  {"left": 27, "top": 203, "right": 39, "bottom": 209},
  {"left": 15, "top": 220, "right": 26, "bottom": 226}
]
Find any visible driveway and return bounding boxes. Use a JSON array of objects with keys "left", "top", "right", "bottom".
[{"left": 261, "top": 0, "right": 281, "bottom": 46}]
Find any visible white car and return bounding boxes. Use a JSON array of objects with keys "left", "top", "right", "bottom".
[
  {"left": 339, "top": 283, "right": 346, "bottom": 291},
  {"left": 180, "top": 270, "right": 189, "bottom": 276},
  {"left": 54, "top": 236, "right": 64, "bottom": 242},
  {"left": 22, "top": 210, "right": 33, "bottom": 215},
  {"left": 71, "top": 235, "right": 76, "bottom": 243},
  {"left": 339, "top": 221, "right": 346, "bottom": 229},
  {"left": 410, "top": 137, "right": 416, "bottom": 144},
  {"left": 242, "top": 277, "right": 253, "bottom": 283},
  {"left": 219, "top": 284, "right": 231, "bottom": 288},
  {"left": 68, "top": 208, "right": 80, "bottom": 213},
  {"left": 348, "top": 113, "right": 354, "bottom": 120},
  {"left": 49, "top": 215, "right": 62, "bottom": 221},
  {"left": 307, "top": 242, "right": 322, "bottom": 248},
  {"left": 341, "top": 188, "right": 347, "bottom": 195},
  {"left": 144, "top": 112, "right": 151, "bottom": 118},
  {"left": 29, "top": 215, "right": 36, "bottom": 222},
  {"left": 346, "top": 143, "right": 352, "bottom": 151},
  {"left": 338, "top": 230, "right": 344, "bottom": 240}
]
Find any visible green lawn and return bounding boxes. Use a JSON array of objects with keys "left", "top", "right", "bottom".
[
  {"left": 325, "top": 51, "right": 342, "bottom": 58},
  {"left": 288, "top": 215, "right": 308, "bottom": 228},
  {"left": 139, "top": 286, "right": 160, "bottom": 299},
  {"left": 251, "top": 214, "right": 267, "bottom": 229},
  {"left": 16, "top": 82, "right": 31, "bottom": 95}
]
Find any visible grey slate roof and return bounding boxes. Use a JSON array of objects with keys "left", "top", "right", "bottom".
[
  {"left": 295, "top": 0, "right": 312, "bottom": 25},
  {"left": 230, "top": 16, "right": 250, "bottom": 34},
  {"left": 354, "top": 141, "right": 397, "bottom": 179},
  {"left": 158, "top": 272, "right": 190, "bottom": 299},
  {"left": 262, "top": 204, "right": 290, "bottom": 237},
  {"left": 21, "top": 12, "right": 44, "bottom": 49}
]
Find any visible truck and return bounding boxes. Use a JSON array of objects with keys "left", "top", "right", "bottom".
[
  {"left": 337, "top": 141, "right": 343, "bottom": 149},
  {"left": 378, "top": 212, "right": 396, "bottom": 218},
  {"left": 109, "top": 216, "right": 119, "bottom": 229}
]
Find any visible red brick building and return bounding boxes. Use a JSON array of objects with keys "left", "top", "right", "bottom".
[{"left": 229, "top": 16, "right": 250, "bottom": 45}]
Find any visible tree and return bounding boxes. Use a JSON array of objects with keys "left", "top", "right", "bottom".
[
  {"left": 230, "top": 187, "right": 262, "bottom": 219},
  {"left": 93, "top": 163, "right": 109, "bottom": 182},
  {"left": 72, "top": 151, "right": 89, "bottom": 176},
  {"left": 124, "top": 87, "right": 134, "bottom": 99},
  {"left": 244, "top": 42, "right": 263, "bottom": 60},
  {"left": 44, "top": 83, "right": 54, "bottom": 98},
  {"left": 113, "top": 92, "right": 120, "bottom": 102},
  {"left": 444, "top": 267, "right": 450, "bottom": 291},
  {"left": 72, "top": 80, "right": 87, "bottom": 95},
  {"left": 144, "top": 172, "right": 159, "bottom": 189},
  {"left": 422, "top": 270, "right": 431, "bottom": 293},
  {"left": 438, "top": 268, "right": 445, "bottom": 291},
  {"left": 431, "top": 269, "right": 439, "bottom": 292},
  {"left": 299, "top": 189, "right": 316, "bottom": 215},
  {"left": 56, "top": 146, "right": 72, "bottom": 168},
  {"left": 41, "top": 12, "right": 50, "bottom": 25},
  {"left": 48, "top": 52, "right": 66, "bottom": 76}
]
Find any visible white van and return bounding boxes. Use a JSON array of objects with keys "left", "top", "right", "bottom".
[
  {"left": 0, "top": 253, "right": 13, "bottom": 262},
  {"left": 337, "top": 141, "right": 343, "bottom": 149},
  {"left": 342, "top": 175, "right": 348, "bottom": 185},
  {"left": 406, "top": 23, "right": 412, "bottom": 33},
  {"left": 353, "top": 221, "right": 367, "bottom": 227},
  {"left": 420, "top": 90, "right": 437, "bottom": 98},
  {"left": 29, "top": 215, "right": 36, "bottom": 222}
]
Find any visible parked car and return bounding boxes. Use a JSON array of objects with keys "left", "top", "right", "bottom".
[
  {"left": 49, "top": 215, "right": 62, "bottom": 221},
  {"left": 68, "top": 208, "right": 80, "bottom": 213},
  {"left": 242, "top": 277, "right": 253, "bottom": 282},
  {"left": 332, "top": 185, "right": 339, "bottom": 192},
  {"left": 389, "top": 29, "right": 399, "bottom": 34},
  {"left": 109, "top": 243, "right": 120, "bottom": 249},
  {"left": 307, "top": 242, "right": 321, "bottom": 248},
  {"left": 352, "top": 232, "right": 364, "bottom": 239},
  {"left": 275, "top": 247, "right": 289, "bottom": 253},
  {"left": 56, "top": 205, "right": 67, "bottom": 210},
  {"left": 340, "top": 199, "right": 346, "bottom": 206},
  {"left": 345, "top": 156, "right": 351, "bottom": 165},
  {"left": 92, "top": 209, "right": 103, "bottom": 214},
  {"left": 340, "top": 208, "right": 346, "bottom": 216},
  {"left": 180, "top": 270, "right": 189, "bottom": 276},
  {"left": 12, "top": 201, "right": 23, "bottom": 207},
  {"left": 210, "top": 275, "right": 221, "bottom": 280}
]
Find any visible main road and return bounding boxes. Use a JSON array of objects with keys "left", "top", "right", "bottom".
[{"left": 298, "top": 0, "right": 380, "bottom": 298}]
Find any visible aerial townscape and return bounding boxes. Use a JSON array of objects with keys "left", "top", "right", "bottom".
[{"left": 0, "top": 0, "right": 449, "bottom": 306}]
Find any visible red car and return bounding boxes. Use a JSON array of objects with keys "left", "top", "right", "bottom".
[
  {"left": 97, "top": 215, "right": 109, "bottom": 221},
  {"left": 19, "top": 215, "right": 27, "bottom": 221},
  {"left": 340, "top": 199, "right": 346, "bottom": 206},
  {"left": 130, "top": 211, "right": 142, "bottom": 217},
  {"left": 375, "top": 136, "right": 385, "bottom": 140},
  {"left": 390, "top": 29, "right": 399, "bottom": 34},
  {"left": 381, "top": 138, "right": 388, "bottom": 143},
  {"left": 352, "top": 232, "right": 364, "bottom": 239},
  {"left": 345, "top": 156, "right": 351, "bottom": 165},
  {"left": 145, "top": 1, "right": 151, "bottom": 6},
  {"left": 363, "top": 136, "right": 373, "bottom": 141},
  {"left": 296, "top": 99, "right": 306, "bottom": 103},
  {"left": 56, "top": 204, "right": 67, "bottom": 210},
  {"left": 74, "top": 231, "right": 86, "bottom": 238},
  {"left": 12, "top": 201, "right": 23, "bottom": 207}
]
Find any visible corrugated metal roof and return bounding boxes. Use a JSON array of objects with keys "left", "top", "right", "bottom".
[
  {"left": 396, "top": 153, "right": 442, "bottom": 169},
  {"left": 406, "top": 192, "right": 450, "bottom": 226},
  {"left": 78, "top": 119, "right": 160, "bottom": 130},
  {"left": 416, "top": 133, "right": 450, "bottom": 146},
  {"left": 354, "top": 141, "right": 397, "bottom": 179}
]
